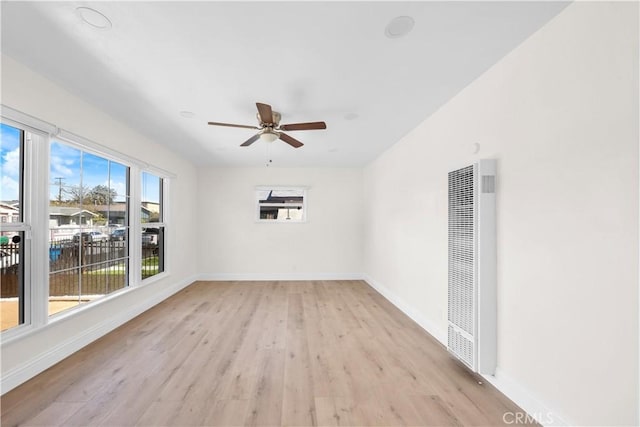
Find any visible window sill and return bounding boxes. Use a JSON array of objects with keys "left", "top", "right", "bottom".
[
  {"left": 1, "top": 272, "right": 172, "bottom": 346},
  {"left": 139, "top": 271, "right": 170, "bottom": 286}
]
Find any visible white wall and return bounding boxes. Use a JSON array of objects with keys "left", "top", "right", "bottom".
[
  {"left": 363, "top": 3, "right": 638, "bottom": 426},
  {"left": 198, "top": 167, "right": 363, "bottom": 279},
  {"left": 0, "top": 55, "right": 199, "bottom": 390}
]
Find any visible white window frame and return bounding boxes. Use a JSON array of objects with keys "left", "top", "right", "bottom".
[
  {"left": 139, "top": 170, "right": 169, "bottom": 283},
  {"left": 255, "top": 186, "right": 308, "bottom": 223},
  {"left": 47, "top": 135, "right": 134, "bottom": 308},
  {"left": 0, "top": 110, "right": 53, "bottom": 339},
  {"left": 0, "top": 105, "right": 175, "bottom": 341}
]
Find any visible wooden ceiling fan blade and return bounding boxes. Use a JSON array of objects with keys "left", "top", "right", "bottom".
[
  {"left": 279, "top": 121, "right": 327, "bottom": 131},
  {"left": 279, "top": 133, "right": 304, "bottom": 148},
  {"left": 240, "top": 133, "right": 261, "bottom": 147},
  {"left": 208, "top": 121, "right": 260, "bottom": 130},
  {"left": 256, "top": 102, "right": 273, "bottom": 124}
]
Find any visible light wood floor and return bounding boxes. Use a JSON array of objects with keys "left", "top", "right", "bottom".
[{"left": 1, "top": 280, "right": 535, "bottom": 426}]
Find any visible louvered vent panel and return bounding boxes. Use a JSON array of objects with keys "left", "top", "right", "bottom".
[
  {"left": 448, "top": 325, "right": 474, "bottom": 368},
  {"left": 447, "top": 159, "right": 497, "bottom": 375},
  {"left": 448, "top": 165, "right": 475, "bottom": 336}
]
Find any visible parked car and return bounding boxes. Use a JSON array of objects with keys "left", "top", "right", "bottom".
[
  {"left": 110, "top": 228, "right": 127, "bottom": 241},
  {"left": 73, "top": 231, "right": 108, "bottom": 243}
]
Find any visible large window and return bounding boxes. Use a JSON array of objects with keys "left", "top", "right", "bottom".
[
  {"left": 0, "top": 123, "right": 26, "bottom": 331},
  {"left": 1, "top": 107, "right": 172, "bottom": 338},
  {"left": 141, "top": 172, "right": 164, "bottom": 280},
  {"left": 48, "top": 141, "right": 130, "bottom": 315}
]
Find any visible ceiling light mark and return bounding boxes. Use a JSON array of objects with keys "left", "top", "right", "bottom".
[
  {"left": 385, "top": 16, "right": 414, "bottom": 39},
  {"left": 76, "top": 7, "right": 112, "bottom": 30}
]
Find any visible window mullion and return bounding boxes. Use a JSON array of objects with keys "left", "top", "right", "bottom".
[
  {"left": 29, "top": 131, "right": 50, "bottom": 327},
  {"left": 129, "top": 166, "right": 142, "bottom": 286}
]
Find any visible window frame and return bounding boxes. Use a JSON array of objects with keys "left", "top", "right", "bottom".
[
  {"left": 47, "top": 138, "right": 133, "bottom": 313},
  {"left": 0, "top": 114, "right": 51, "bottom": 338},
  {"left": 139, "top": 170, "right": 169, "bottom": 283},
  {"left": 255, "top": 186, "right": 308, "bottom": 223},
  {"left": 0, "top": 105, "right": 175, "bottom": 340}
]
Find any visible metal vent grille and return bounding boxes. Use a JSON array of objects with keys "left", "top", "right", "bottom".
[
  {"left": 448, "top": 164, "right": 476, "bottom": 368},
  {"left": 448, "top": 165, "right": 474, "bottom": 336},
  {"left": 448, "top": 325, "right": 474, "bottom": 368}
]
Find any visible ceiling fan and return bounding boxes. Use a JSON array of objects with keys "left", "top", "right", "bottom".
[{"left": 208, "top": 102, "right": 327, "bottom": 148}]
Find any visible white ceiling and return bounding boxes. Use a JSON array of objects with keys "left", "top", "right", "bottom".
[{"left": 1, "top": 1, "right": 569, "bottom": 167}]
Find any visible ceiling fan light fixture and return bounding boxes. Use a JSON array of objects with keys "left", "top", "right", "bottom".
[{"left": 260, "top": 132, "right": 279, "bottom": 143}]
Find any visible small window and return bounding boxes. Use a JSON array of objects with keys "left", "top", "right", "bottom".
[
  {"left": 141, "top": 172, "right": 165, "bottom": 280},
  {"left": 256, "top": 187, "right": 306, "bottom": 222}
]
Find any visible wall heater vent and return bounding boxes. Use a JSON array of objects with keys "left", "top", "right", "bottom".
[{"left": 447, "top": 159, "right": 496, "bottom": 375}]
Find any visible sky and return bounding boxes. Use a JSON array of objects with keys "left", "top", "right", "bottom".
[
  {"left": 1, "top": 123, "right": 160, "bottom": 204},
  {"left": 0, "top": 123, "right": 21, "bottom": 202}
]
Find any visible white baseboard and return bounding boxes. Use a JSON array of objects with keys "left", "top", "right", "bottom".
[
  {"left": 198, "top": 272, "right": 365, "bottom": 281},
  {"left": 482, "top": 368, "right": 571, "bottom": 426},
  {"left": 1, "top": 274, "right": 197, "bottom": 394},
  {"left": 362, "top": 275, "right": 447, "bottom": 345}
]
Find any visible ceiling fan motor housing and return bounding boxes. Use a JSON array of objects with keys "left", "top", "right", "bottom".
[{"left": 257, "top": 111, "right": 281, "bottom": 127}]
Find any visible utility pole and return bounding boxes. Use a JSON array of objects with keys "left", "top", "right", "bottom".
[{"left": 53, "top": 177, "right": 64, "bottom": 203}]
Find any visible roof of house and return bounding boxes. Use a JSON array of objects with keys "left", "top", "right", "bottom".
[
  {"left": 0, "top": 203, "right": 20, "bottom": 214},
  {"left": 49, "top": 207, "right": 98, "bottom": 217}
]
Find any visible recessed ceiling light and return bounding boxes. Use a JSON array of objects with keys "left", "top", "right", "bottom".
[
  {"left": 385, "top": 16, "right": 414, "bottom": 39},
  {"left": 76, "top": 7, "right": 112, "bottom": 30},
  {"left": 344, "top": 113, "right": 359, "bottom": 121},
  {"left": 179, "top": 111, "right": 195, "bottom": 118}
]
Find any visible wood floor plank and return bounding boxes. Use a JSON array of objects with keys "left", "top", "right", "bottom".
[
  {"left": 282, "top": 295, "right": 317, "bottom": 426},
  {"left": 203, "top": 399, "right": 249, "bottom": 426},
  {"left": 244, "top": 348, "right": 286, "bottom": 426},
  {"left": 20, "top": 401, "right": 84, "bottom": 427},
  {"left": 0, "top": 280, "right": 535, "bottom": 427}
]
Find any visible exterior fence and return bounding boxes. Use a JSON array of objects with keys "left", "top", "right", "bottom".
[{"left": 1, "top": 241, "right": 159, "bottom": 298}]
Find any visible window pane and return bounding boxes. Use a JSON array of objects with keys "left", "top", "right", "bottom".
[
  {"left": 0, "top": 232, "right": 24, "bottom": 331},
  {"left": 1, "top": 123, "right": 24, "bottom": 332},
  {"left": 49, "top": 142, "right": 130, "bottom": 315},
  {"left": 256, "top": 188, "right": 306, "bottom": 222},
  {"left": 1, "top": 123, "right": 23, "bottom": 221},
  {"left": 49, "top": 268, "right": 81, "bottom": 316},
  {"left": 142, "top": 226, "right": 164, "bottom": 279},
  {"left": 141, "top": 172, "right": 162, "bottom": 223},
  {"left": 50, "top": 141, "right": 82, "bottom": 205}
]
